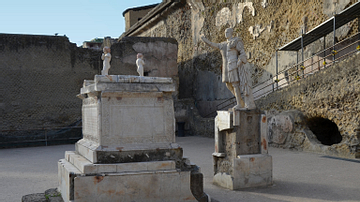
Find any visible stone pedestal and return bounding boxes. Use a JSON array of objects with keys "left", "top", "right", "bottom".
[
  {"left": 58, "top": 75, "right": 209, "bottom": 202},
  {"left": 213, "top": 109, "right": 272, "bottom": 189}
]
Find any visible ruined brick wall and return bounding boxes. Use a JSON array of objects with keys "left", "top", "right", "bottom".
[
  {"left": 0, "top": 34, "right": 102, "bottom": 147},
  {"left": 256, "top": 53, "right": 360, "bottom": 158}
]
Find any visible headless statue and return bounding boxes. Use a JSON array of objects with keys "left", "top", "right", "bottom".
[
  {"left": 136, "top": 53, "right": 145, "bottom": 77},
  {"left": 101, "top": 46, "right": 111, "bottom": 75}
]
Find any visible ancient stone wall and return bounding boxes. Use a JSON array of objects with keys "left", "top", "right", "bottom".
[
  {"left": 109, "top": 37, "right": 179, "bottom": 98},
  {"left": 0, "top": 34, "right": 102, "bottom": 147},
  {"left": 121, "top": 0, "right": 359, "bottom": 145},
  {"left": 136, "top": 3, "right": 194, "bottom": 100},
  {"left": 126, "top": 0, "right": 358, "bottom": 116},
  {"left": 256, "top": 53, "right": 360, "bottom": 158}
]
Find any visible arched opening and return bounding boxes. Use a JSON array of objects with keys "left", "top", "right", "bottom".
[
  {"left": 176, "top": 122, "right": 185, "bottom": 137},
  {"left": 307, "top": 117, "right": 342, "bottom": 145}
]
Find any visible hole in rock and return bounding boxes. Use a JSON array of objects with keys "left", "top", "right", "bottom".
[{"left": 307, "top": 117, "right": 342, "bottom": 146}]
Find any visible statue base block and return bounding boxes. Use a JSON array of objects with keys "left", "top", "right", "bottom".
[
  {"left": 213, "top": 109, "right": 273, "bottom": 190},
  {"left": 213, "top": 154, "right": 272, "bottom": 189},
  {"left": 58, "top": 153, "right": 197, "bottom": 202}
]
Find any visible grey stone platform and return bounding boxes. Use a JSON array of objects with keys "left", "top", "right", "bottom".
[{"left": 2, "top": 136, "right": 360, "bottom": 202}]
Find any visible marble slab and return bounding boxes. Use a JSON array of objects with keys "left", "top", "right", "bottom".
[
  {"left": 213, "top": 154, "right": 272, "bottom": 189},
  {"left": 73, "top": 170, "right": 196, "bottom": 202},
  {"left": 66, "top": 151, "right": 176, "bottom": 174}
]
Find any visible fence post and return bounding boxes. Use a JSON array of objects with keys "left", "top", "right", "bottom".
[
  {"left": 323, "top": 35, "right": 326, "bottom": 69},
  {"left": 333, "top": 13, "right": 336, "bottom": 63},
  {"left": 275, "top": 50, "right": 279, "bottom": 90},
  {"left": 44, "top": 128, "right": 48, "bottom": 146},
  {"left": 301, "top": 29, "right": 304, "bottom": 78}
]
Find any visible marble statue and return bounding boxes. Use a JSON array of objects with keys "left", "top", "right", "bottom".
[
  {"left": 200, "top": 28, "right": 256, "bottom": 109},
  {"left": 101, "top": 46, "right": 111, "bottom": 75},
  {"left": 136, "top": 53, "right": 145, "bottom": 77}
]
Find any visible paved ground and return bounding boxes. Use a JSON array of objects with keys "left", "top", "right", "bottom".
[{"left": 1, "top": 136, "right": 359, "bottom": 202}]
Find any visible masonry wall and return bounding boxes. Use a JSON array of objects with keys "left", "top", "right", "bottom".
[
  {"left": 122, "top": 0, "right": 358, "bottom": 138},
  {"left": 105, "top": 37, "right": 179, "bottom": 98},
  {"left": 256, "top": 53, "right": 360, "bottom": 158},
  {"left": 126, "top": 0, "right": 358, "bottom": 117},
  {"left": 0, "top": 34, "right": 102, "bottom": 147},
  {"left": 124, "top": 8, "right": 156, "bottom": 31}
]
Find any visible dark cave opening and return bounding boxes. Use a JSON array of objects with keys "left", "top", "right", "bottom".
[{"left": 307, "top": 117, "right": 342, "bottom": 146}]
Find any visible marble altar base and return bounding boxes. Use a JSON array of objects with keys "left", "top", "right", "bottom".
[
  {"left": 58, "top": 75, "right": 208, "bottom": 202},
  {"left": 58, "top": 152, "right": 197, "bottom": 202}
]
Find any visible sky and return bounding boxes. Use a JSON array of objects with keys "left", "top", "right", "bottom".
[{"left": 1, "top": 0, "right": 161, "bottom": 46}]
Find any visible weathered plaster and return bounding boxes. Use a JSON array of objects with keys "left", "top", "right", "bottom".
[
  {"left": 236, "top": 2, "right": 256, "bottom": 23},
  {"left": 215, "top": 7, "right": 232, "bottom": 27},
  {"left": 261, "top": 0, "right": 268, "bottom": 8},
  {"left": 190, "top": 1, "right": 205, "bottom": 46},
  {"left": 248, "top": 24, "right": 266, "bottom": 39}
]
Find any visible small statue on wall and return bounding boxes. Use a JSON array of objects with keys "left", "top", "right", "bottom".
[
  {"left": 200, "top": 28, "right": 256, "bottom": 109},
  {"left": 136, "top": 53, "right": 145, "bottom": 77},
  {"left": 101, "top": 46, "right": 111, "bottom": 75}
]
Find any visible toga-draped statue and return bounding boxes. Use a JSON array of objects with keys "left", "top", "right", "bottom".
[{"left": 200, "top": 28, "right": 256, "bottom": 109}]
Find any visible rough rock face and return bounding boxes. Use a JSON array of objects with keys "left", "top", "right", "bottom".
[{"left": 257, "top": 53, "right": 360, "bottom": 158}]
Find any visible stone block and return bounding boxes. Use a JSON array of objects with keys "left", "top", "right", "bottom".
[
  {"left": 75, "top": 140, "right": 97, "bottom": 163},
  {"left": 146, "top": 160, "right": 176, "bottom": 170},
  {"left": 213, "top": 172, "right": 234, "bottom": 190},
  {"left": 233, "top": 109, "right": 261, "bottom": 155},
  {"left": 80, "top": 76, "right": 176, "bottom": 95},
  {"left": 96, "top": 164, "right": 117, "bottom": 173},
  {"left": 94, "top": 75, "right": 119, "bottom": 83},
  {"left": 213, "top": 154, "right": 272, "bottom": 189},
  {"left": 117, "top": 75, "right": 140, "bottom": 83},
  {"left": 233, "top": 154, "right": 272, "bottom": 189},
  {"left": 73, "top": 170, "right": 197, "bottom": 202},
  {"left": 79, "top": 78, "right": 177, "bottom": 152},
  {"left": 216, "top": 110, "right": 233, "bottom": 131},
  {"left": 64, "top": 151, "right": 76, "bottom": 162},
  {"left": 70, "top": 152, "right": 97, "bottom": 174},
  {"left": 58, "top": 159, "right": 81, "bottom": 202},
  {"left": 76, "top": 139, "right": 183, "bottom": 164},
  {"left": 139, "top": 76, "right": 173, "bottom": 83},
  {"left": 116, "top": 162, "right": 148, "bottom": 172},
  {"left": 66, "top": 152, "right": 177, "bottom": 174},
  {"left": 100, "top": 91, "right": 175, "bottom": 147}
]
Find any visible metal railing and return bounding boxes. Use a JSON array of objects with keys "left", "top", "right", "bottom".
[
  {"left": 1, "top": 122, "right": 82, "bottom": 147},
  {"left": 204, "top": 32, "right": 360, "bottom": 118}
]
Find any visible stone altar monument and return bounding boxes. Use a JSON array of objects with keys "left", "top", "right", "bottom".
[
  {"left": 101, "top": 46, "right": 111, "bottom": 75},
  {"left": 201, "top": 28, "right": 272, "bottom": 189},
  {"left": 58, "top": 75, "right": 209, "bottom": 201}
]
